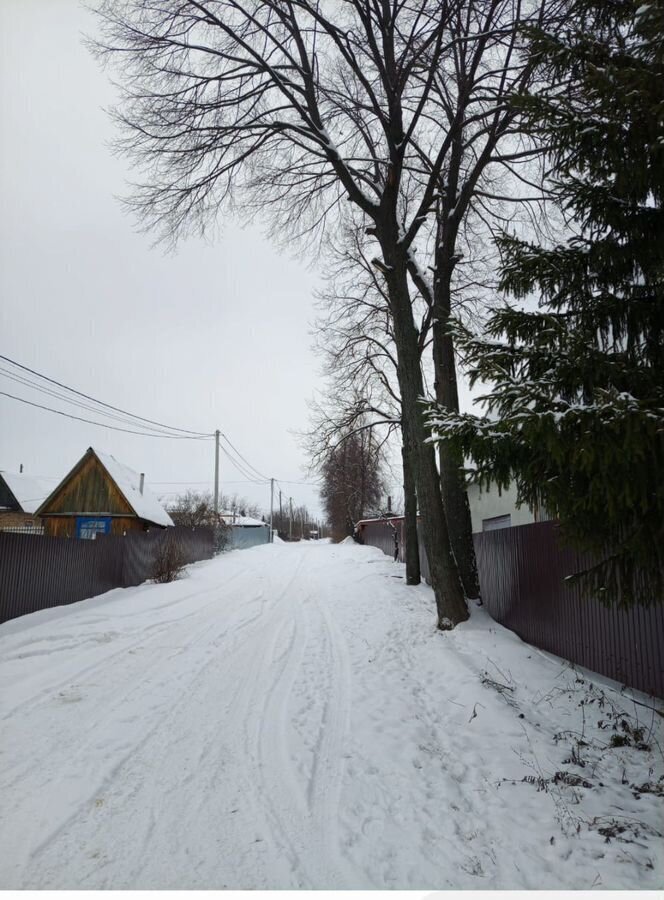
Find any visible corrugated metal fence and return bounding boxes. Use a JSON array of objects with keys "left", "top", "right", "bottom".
[
  {"left": 359, "top": 519, "right": 406, "bottom": 563},
  {"left": 227, "top": 526, "right": 271, "bottom": 551},
  {"left": 360, "top": 518, "right": 664, "bottom": 698},
  {"left": 0, "top": 526, "right": 215, "bottom": 625}
]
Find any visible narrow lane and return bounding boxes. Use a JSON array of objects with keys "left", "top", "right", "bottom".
[
  {"left": 1, "top": 540, "right": 661, "bottom": 890},
  {"left": 0, "top": 542, "right": 362, "bottom": 889}
]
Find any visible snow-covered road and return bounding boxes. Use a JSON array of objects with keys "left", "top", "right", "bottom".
[{"left": 1, "top": 540, "right": 662, "bottom": 889}]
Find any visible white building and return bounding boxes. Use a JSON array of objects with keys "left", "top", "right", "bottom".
[{"left": 466, "top": 481, "right": 552, "bottom": 533}]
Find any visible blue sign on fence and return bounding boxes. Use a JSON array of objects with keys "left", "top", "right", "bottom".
[{"left": 76, "top": 516, "right": 112, "bottom": 540}]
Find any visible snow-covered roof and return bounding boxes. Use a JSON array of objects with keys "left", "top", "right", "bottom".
[
  {"left": 355, "top": 515, "right": 407, "bottom": 528},
  {"left": 93, "top": 449, "right": 174, "bottom": 527},
  {"left": 0, "top": 472, "right": 52, "bottom": 514},
  {"left": 220, "top": 514, "right": 267, "bottom": 528}
]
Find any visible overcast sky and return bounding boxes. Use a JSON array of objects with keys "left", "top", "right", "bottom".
[
  {"left": 1, "top": 0, "right": 483, "bottom": 521},
  {"left": 0, "top": 0, "right": 333, "bottom": 517}
]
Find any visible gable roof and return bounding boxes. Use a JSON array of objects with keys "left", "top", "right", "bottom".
[
  {"left": 0, "top": 472, "right": 52, "bottom": 514},
  {"left": 36, "top": 448, "right": 173, "bottom": 527},
  {"left": 93, "top": 449, "right": 173, "bottom": 527}
]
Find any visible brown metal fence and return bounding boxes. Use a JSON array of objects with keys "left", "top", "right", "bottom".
[
  {"left": 0, "top": 526, "right": 215, "bottom": 625},
  {"left": 359, "top": 518, "right": 664, "bottom": 698},
  {"left": 359, "top": 519, "right": 406, "bottom": 563}
]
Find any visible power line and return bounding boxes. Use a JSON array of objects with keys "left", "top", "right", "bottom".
[
  {"left": 1, "top": 354, "right": 321, "bottom": 497},
  {"left": 220, "top": 433, "right": 270, "bottom": 481},
  {"left": 148, "top": 480, "right": 214, "bottom": 485},
  {"left": 222, "top": 480, "right": 270, "bottom": 485},
  {"left": 0, "top": 365, "right": 183, "bottom": 436},
  {"left": 277, "top": 478, "right": 322, "bottom": 485},
  {"left": 0, "top": 352, "right": 211, "bottom": 437},
  {"left": 148, "top": 479, "right": 264, "bottom": 485},
  {"left": 0, "top": 390, "right": 213, "bottom": 440},
  {"left": 217, "top": 444, "right": 269, "bottom": 484},
  {"left": 0, "top": 366, "right": 197, "bottom": 438}
]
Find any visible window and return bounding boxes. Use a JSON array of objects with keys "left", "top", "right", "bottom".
[{"left": 482, "top": 514, "right": 511, "bottom": 532}]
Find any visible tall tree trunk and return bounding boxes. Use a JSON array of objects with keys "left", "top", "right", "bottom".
[
  {"left": 401, "top": 418, "right": 420, "bottom": 585},
  {"left": 429, "top": 186, "right": 481, "bottom": 601},
  {"left": 428, "top": 123, "right": 481, "bottom": 602},
  {"left": 432, "top": 318, "right": 481, "bottom": 600},
  {"left": 384, "top": 256, "right": 468, "bottom": 628}
]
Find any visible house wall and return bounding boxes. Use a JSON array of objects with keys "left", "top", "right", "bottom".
[
  {"left": 0, "top": 511, "right": 42, "bottom": 531},
  {"left": 42, "top": 516, "right": 144, "bottom": 538},
  {"left": 467, "top": 482, "right": 544, "bottom": 533}
]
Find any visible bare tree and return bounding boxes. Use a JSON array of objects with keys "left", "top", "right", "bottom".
[
  {"left": 92, "top": 0, "right": 554, "bottom": 628},
  {"left": 319, "top": 428, "right": 384, "bottom": 542},
  {"left": 309, "top": 224, "right": 421, "bottom": 582},
  {"left": 169, "top": 488, "right": 268, "bottom": 552},
  {"left": 272, "top": 502, "right": 319, "bottom": 540},
  {"left": 168, "top": 489, "right": 259, "bottom": 524},
  {"left": 168, "top": 490, "right": 220, "bottom": 527},
  {"left": 221, "top": 493, "right": 262, "bottom": 521}
]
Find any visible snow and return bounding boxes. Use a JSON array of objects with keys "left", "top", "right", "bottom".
[
  {"left": 221, "top": 514, "right": 267, "bottom": 528},
  {"left": 0, "top": 471, "right": 51, "bottom": 514},
  {"left": 93, "top": 448, "right": 173, "bottom": 527},
  {"left": 0, "top": 541, "right": 661, "bottom": 889}
]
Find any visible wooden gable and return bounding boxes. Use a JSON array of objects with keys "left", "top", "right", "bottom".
[{"left": 39, "top": 450, "right": 135, "bottom": 517}]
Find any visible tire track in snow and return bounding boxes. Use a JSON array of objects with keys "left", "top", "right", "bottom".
[
  {"left": 302, "top": 588, "right": 355, "bottom": 884},
  {"left": 178, "top": 548, "right": 315, "bottom": 884},
  {"left": 8, "top": 610, "right": 237, "bottom": 886},
  {"left": 91, "top": 561, "right": 308, "bottom": 889},
  {"left": 0, "top": 563, "right": 266, "bottom": 798},
  {"left": 247, "top": 610, "right": 311, "bottom": 881},
  {"left": 3, "top": 544, "right": 357, "bottom": 889},
  {"left": 1, "top": 552, "right": 305, "bottom": 888},
  {"left": 0, "top": 563, "right": 253, "bottom": 723},
  {"left": 235, "top": 555, "right": 357, "bottom": 888},
  {"left": 120, "top": 547, "right": 315, "bottom": 888}
]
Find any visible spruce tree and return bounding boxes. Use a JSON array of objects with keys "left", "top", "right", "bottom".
[{"left": 425, "top": 0, "right": 664, "bottom": 606}]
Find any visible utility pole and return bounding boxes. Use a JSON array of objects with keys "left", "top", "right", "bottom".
[
  {"left": 289, "top": 497, "right": 293, "bottom": 541},
  {"left": 214, "top": 429, "right": 220, "bottom": 514},
  {"left": 279, "top": 489, "right": 283, "bottom": 535},
  {"left": 269, "top": 478, "right": 274, "bottom": 543}
]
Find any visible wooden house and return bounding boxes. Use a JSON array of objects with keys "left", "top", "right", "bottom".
[
  {"left": 36, "top": 447, "right": 173, "bottom": 538},
  {"left": 0, "top": 471, "right": 50, "bottom": 531}
]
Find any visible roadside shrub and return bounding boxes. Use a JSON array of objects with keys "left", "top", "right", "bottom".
[
  {"left": 152, "top": 532, "right": 186, "bottom": 583},
  {"left": 214, "top": 523, "right": 231, "bottom": 554}
]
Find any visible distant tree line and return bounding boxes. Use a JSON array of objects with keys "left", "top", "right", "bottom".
[{"left": 271, "top": 503, "right": 324, "bottom": 542}]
